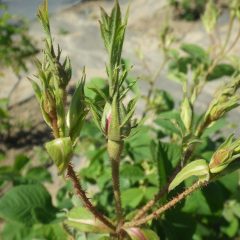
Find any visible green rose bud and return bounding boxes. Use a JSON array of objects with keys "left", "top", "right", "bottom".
[
  {"left": 101, "top": 102, "right": 112, "bottom": 136},
  {"left": 45, "top": 137, "right": 73, "bottom": 174},
  {"left": 180, "top": 97, "right": 192, "bottom": 132},
  {"left": 202, "top": 0, "right": 219, "bottom": 34},
  {"left": 209, "top": 135, "right": 240, "bottom": 174}
]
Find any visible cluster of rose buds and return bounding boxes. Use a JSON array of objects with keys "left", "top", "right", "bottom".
[{"left": 31, "top": 1, "right": 88, "bottom": 174}]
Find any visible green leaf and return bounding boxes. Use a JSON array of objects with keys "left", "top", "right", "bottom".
[
  {"left": 13, "top": 154, "right": 30, "bottom": 172},
  {"left": 97, "top": 237, "right": 111, "bottom": 240},
  {"left": 85, "top": 77, "right": 107, "bottom": 99},
  {"left": 67, "top": 70, "right": 88, "bottom": 143},
  {"left": 201, "top": 118, "right": 227, "bottom": 137},
  {"left": 30, "top": 80, "right": 42, "bottom": 103},
  {"left": 218, "top": 170, "right": 239, "bottom": 194},
  {"left": 126, "top": 228, "right": 160, "bottom": 240},
  {"left": 0, "top": 166, "right": 20, "bottom": 184},
  {"left": 25, "top": 166, "right": 52, "bottom": 183},
  {"left": 88, "top": 86, "right": 109, "bottom": 103},
  {"left": 45, "top": 137, "right": 73, "bottom": 174},
  {"left": 207, "top": 64, "right": 235, "bottom": 81},
  {"left": 120, "top": 164, "right": 145, "bottom": 183},
  {"left": 120, "top": 98, "right": 137, "bottom": 128},
  {"left": 65, "top": 207, "right": 113, "bottom": 233},
  {"left": 153, "top": 141, "right": 181, "bottom": 174},
  {"left": 155, "top": 118, "right": 182, "bottom": 136},
  {"left": 152, "top": 89, "right": 174, "bottom": 113},
  {"left": 169, "top": 159, "right": 210, "bottom": 191},
  {"left": 1, "top": 222, "right": 30, "bottom": 240},
  {"left": 121, "top": 188, "right": 144, "bottom": 208},
  {"left": 99, "top": 0, "right": 128, "bottom": 88},
  {"left": 125, "top": 126, "right": 152, "bottom": 163},
  {"left": 144, "top": 187, "right": 158, "bottom": 201},
  {"left": 0, "top": 184, "right": 56, "bottom": 225},
  {"left": 182, "top": 183, "right": 212, "bottom": 215},
  {"left": 181, "top": 43, "right": 208, "bottom": 62},
  {"left": 163, "top": 211, "right": 197, "bottom": 240},
  {"left": 221, "top": 216, "right": 239, "bottom": 237},
  {"left": 88, "top": 100, "right": 104, "bottom": 132},
  {"left": 153, "top": 141, "right": 167, "bottom": 192},
  {"left": 1, "top": 222, "right": 68, "bottom": 240},
  {"left": 202, "top": 0, "right": 219, "bottom": 33}
]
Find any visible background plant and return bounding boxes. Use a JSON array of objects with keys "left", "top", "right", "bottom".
[
  {"left": 168, "top": 0, "right": 208, "bottom": 21},
  {"left": 0, "top": 2, "right": 38, "bottom": 140}
]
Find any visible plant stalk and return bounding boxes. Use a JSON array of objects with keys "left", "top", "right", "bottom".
[
  {"left": 132, "top": 117, "right": 208, "bottom": 220},
  {"left": 124, "top": 181, "right": 207, "bottom": 228},
  {"left": 51, "top": 114, "right": 116, "bottom": 232},
  {"left": 67, "top": 164, "right": 116, "bottom": 231},
  {"left": 108, "top": 139, "right": 124, "bottom": 230}
]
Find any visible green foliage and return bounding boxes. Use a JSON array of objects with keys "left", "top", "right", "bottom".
[
  {"left": 202, "top": 0, "right": 219, "bottom": 34},
  {"left": 0, "top": 3, "right": 37, "bottom": 74},
  {"left": 126, "top": 228, "right": 160, "bottom": 240},
  {"left": 169, "top": 159, "right": 210, "bottom": 191},
  {"left": 169, "top": 0, "right": 208, "bottom": 21},
  {"left": 0, "top": 184, "right": 56, "bottom": 225},
  {"left": 0, "top": 98, "right": 10, "bottom": 137},
  {"left": 66, "top": 207, "right": 113, "bottom": 234}
]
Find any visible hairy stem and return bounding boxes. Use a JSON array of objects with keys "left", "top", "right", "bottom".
[
  {"left": 51, "top": 114, "right": 115, "bottom": 232},
  {"left": 67, "top": 164, "right": 116, "bottom": 231},
  {"left": 112, "top": 159, "right": 122, "bottom": 223},
  {"left": 124, "top": 181, "right": 207, "bottom": 228},
  {"left": 108, "top": 140, "right": 124, "bottom": 230}
]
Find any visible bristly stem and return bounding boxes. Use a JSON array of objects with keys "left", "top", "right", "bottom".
[
  {"left": 67, "top": 164, "right": 116, "bottom": 231},
  {"left": 51, "top": 115, "right": 115, "bottom": 232},
  {"left": 132, "top": 165, "right": 181, "bottom": 221},
  {"left": 124, "top": 181, "right": 207, "bottom": 228},
  {"left": 111, "top": 159, "right": 123, "bottom": 227},
  {"left": 108, "top": 140, "right": 124, "bottom": 231}
]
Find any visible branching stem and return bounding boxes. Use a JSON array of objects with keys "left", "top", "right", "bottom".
[
  {"left": 51, "top": 114, "right": 115, "bottom": 232},
  {"left": 132, "top": 115, "right": 208, "bottom": 221},
  {"left": 124, "top": 181, "right": 207, "bottom": 228}
]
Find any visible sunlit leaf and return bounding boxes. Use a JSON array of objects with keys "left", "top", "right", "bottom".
[
  {"left": 126, "top": 228, "right": 160, "bottom": 240},
  {"left": 0, "top": 184, "right": 56, "bottom": 225},
  {"left": 169, "top": 159, "right": 210, "bottom": 191},
  {"left": 65, "top": 207, "right": 113, "bottom": 233}
]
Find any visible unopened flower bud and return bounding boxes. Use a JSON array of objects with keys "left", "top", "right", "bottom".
[
  {"left": 209, "top": 147, "right": 232, "bottom": 173},
  {"left": 45, "top": 137, "right": 73, "bottom": 174},
  {"left": 231, "top": 0, "right": 240, "bottom": 20},
  {"left": 101, "top": 102, "right": 112, "bottom": 136},
  {"left": 43, "top": 90, "right": 55, "bottom": 115},
  {"left": 202, "top": 0, "right": 218, "bottom": 34},
  {"left": 209, "top": 135, "right": 240, "bottom": 174},
  {"left": 180, "top": 97, "right": 192, "bottom": 132}
]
